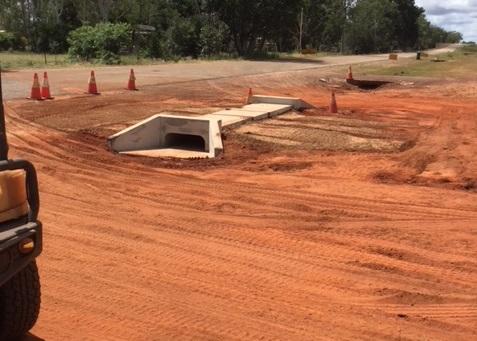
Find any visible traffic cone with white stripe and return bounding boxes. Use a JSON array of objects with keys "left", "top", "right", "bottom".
[
  {"left": 41, "top": 72, "right": 53, "bottom": 99},
  {"left": 127, "top": 69, "right": 137, "bottom": 91},
  {"left": 29, "top": 73, "right": 43, "bottom": 100},
  {"left": 87, "top": 70, "right": 100, "bottom": 95}
]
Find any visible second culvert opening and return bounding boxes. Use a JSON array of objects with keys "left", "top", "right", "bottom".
[{"left": 164, "top": 133, "right": 207, "bottom": 152}]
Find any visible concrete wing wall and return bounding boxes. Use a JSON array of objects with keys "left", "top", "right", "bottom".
[{"left": 108, "top": 115, "right": 162, "bottom": 153}]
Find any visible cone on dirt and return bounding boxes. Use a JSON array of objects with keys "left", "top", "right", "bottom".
[
  {"left": 87, "top": 70, "right": 100, "bottom": 95},
  {"left": 346, "top": 65, "right": 353, "bottom": 82},
  {"left": 127, "top": 69, "right": 137, "bottom": 91},
  {"left": 246, "top": 88, "right": 253, "bottom": 104},
  {"left": 41, "top": 72, "right": 53, "bottom": 99},
  {"left": 29, "top": 73, "right": 43, "bottom": 100},
  {"left": 329, "top": 90, "right": 338, "bottom": 114}
]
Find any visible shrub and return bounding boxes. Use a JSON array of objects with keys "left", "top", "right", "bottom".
[
  {"left": 199, "top": 15, "right": 230, "bottom": 57},
  {"left": 164, "top": 18, "right": 199, "bottom": 58},
  {"left": 0, "top": 32, "right": 15, "bottom": 51},
  {"left": 67, "top": 23, "right": 132, "bottom": 64}
]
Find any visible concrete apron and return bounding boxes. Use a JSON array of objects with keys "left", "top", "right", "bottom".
[{"left": 107, "top": 95, "right": 312, "bottom": 159}]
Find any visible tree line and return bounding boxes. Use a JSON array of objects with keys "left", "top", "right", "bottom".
[{"left": 0, "top": 0, "right": 463, "bottom": 63}]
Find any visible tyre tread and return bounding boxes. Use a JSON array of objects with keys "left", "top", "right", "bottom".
[{"left": 0, "top": 261, "right": 41, "bottom": 340}]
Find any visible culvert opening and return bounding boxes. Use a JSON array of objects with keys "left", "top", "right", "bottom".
[{"left": 164, "top": 133, "right": 206, "bottom": 152}]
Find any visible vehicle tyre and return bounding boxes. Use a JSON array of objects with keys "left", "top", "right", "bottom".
[{"left": 0, "top": 261, "right": 41, "bottom": 340}]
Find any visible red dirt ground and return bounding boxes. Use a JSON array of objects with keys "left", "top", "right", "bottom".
[{"left": 5, "top": 67, "right": 477, "bottom": 340}]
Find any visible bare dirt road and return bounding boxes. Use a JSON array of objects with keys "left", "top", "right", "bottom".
[
  {"left": 4, "top": 55, "right": 476, "bottom": 340},
  {"left": 2, "top": 46, "right": 455, "bottom": 100}
]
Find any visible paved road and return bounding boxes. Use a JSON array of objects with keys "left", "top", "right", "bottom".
[{"left": 1, "top": 46, "right": 455, "bottom": 100}]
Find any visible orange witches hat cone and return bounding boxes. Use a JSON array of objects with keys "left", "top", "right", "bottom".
[
  {"left": 246, "top": 88, "right": 253, "bottom": 104},
  {"left": 346, "top": 65, "right": 353, "bottom": 82},
  {"left": 329, "top": 90, "right": 338, "bottom": 114},
  {"left": 87, "top": 70, "right": 100, "bottom": 95},
  {"left": 127, "top": 69, "right": 137, "bottom": 91},
  {"left": 29, "top": 73, "right": 43, "bottom": 100},
  {"left": 41, "top": 72, "right": 53, "bottom": 99}
]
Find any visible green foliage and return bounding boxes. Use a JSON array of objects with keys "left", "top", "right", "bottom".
[
  {"left": 461, "top": 44, "right": 477, "bottom": 53},
  {"left": 346, "top": 0, "right": 398, "bottom": 53},
  {"left": 207, "top": 0, "right": 304, "bottom": 56},
  {"left": 417, "top": 14, "right": 463, "bottom": 49},
  {"left": 68, "top": 23, "right": 132, "bottom": 64},
  {"left": 164, "top": 17, "right": 200, "bottom": 58},
  {"left": 392, "top": 0, "right": 423, "bottom": 50},
  {"left": 0, "top": 0, "right": 465, "bottom": 59},
  {"left": 199, "top": 15, "right": 230, "bottom": 57},
  {"left": 0, "top": 32, "right": 15, "bottom": 51}
]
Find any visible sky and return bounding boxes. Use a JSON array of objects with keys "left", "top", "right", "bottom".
[{"left": 415, "top": 0, "right": 477, "bottom": 41}]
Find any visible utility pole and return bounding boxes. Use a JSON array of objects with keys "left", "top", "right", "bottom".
[
  {"left": 341, "top": 0, "right": 348, "bottom": 54},
  {"left": 299, "top": 7, "right": 304, "bottom": 53}
]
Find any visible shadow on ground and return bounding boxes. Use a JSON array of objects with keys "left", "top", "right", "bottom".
[
  {"left": 23, "top": 333, "right": 45, "bottom": 341},
  {"left": 250, "top": 57, "right": 325, "bottom": 65}
]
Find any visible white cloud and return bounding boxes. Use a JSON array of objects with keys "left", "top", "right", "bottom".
[{"left": 415, "top": 0, "right": 477, "bottom": 41}]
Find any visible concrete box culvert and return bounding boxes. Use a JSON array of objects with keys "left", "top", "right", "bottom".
[{"left": 108, "top": 95, "right": 312, "bottom": 159}]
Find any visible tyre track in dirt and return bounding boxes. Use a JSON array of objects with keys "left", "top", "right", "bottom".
[{"left": 4, "top": 76, "right": 477, "bottom": 340}]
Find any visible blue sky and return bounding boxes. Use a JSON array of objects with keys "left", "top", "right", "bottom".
[{"left": 415, "top": 0, "right": 477, "bottom": 41}]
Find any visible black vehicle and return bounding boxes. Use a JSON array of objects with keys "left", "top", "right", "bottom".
[{"left": 0, "top": 68, "right": 42, "bottom": 340}]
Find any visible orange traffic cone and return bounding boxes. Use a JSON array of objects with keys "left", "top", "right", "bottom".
[
  {"left": 329, "top": 90, "right": 338, "bottom": 114},
  {"left": 41, "top": 72, "right": 53, "bottom": 99},
  {"left": 127, "top": 69, "right": 137, "bottom": 91},
  {"left": 346, "top": 65, "right": 353, "bottom": 82},
  {"left": 87, "top": 70, "right": 100, "bottom": 95},
  {"left": 29, "top": 73, "right": 43, "bottom": 100},
  {"left": 246, "top": 88, "right": 253, "bottom": 104}
]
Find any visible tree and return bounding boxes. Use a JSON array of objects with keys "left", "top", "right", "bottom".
[
  {"left": 300, "top": 0, "right": 328, "bottom": 50},
  {"left": 0, "top": 0, "right": 464, "bottom": 58},
  {"left": 391, "top": 0, "right": 423, "bottom": 50},
  {"left": 207, "top": 0, "right": 304, "bottom": 56},
  {"left": 199, "top": 14, "right": 230, "bottom": 57},
  {"left": 346, "top": 0, "right": 397, "bottom": 53}
]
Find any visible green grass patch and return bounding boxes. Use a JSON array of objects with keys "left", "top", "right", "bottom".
[
  {"left": 355, "top": 45, "right": 477, "bottom": 79},
  {"left": 0, "top": 52, "right": 70, "bottom": 69},
  {"left": 0, "top": 52, "right": 172, "bottom": 70}
]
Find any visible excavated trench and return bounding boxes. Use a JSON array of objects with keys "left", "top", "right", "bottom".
[{"left": 347, "top": 79, "right": 392, "bottom": 90}]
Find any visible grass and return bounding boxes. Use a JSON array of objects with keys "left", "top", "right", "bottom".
[
  {"left": 0, "top": 52, "right": 70, "bottom": 69},
  {"left": 355, "top": 45, "right": 477, "bottom": 79},
  {"left": 0, "top": 52, "right": 171, "bottom": 70}
]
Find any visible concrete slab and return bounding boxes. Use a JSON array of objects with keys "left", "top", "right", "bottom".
[
  {"left": 250, "top": 95, "right": 313, "bottom": 110},
  {"left": 204, "top": 112, "right": 248, "bottom": 127},
  {"left": 206, "top": 104, "right": 292, "bottom": 127},
  {"left": 208, "top": 109, "right": 266, "bottom": 122},
  {"left": 121, "top": 149, "right": 211, "bottom": 159},
  {"left": 242, "top": 104, "right": 293, "bottom": 118}
]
